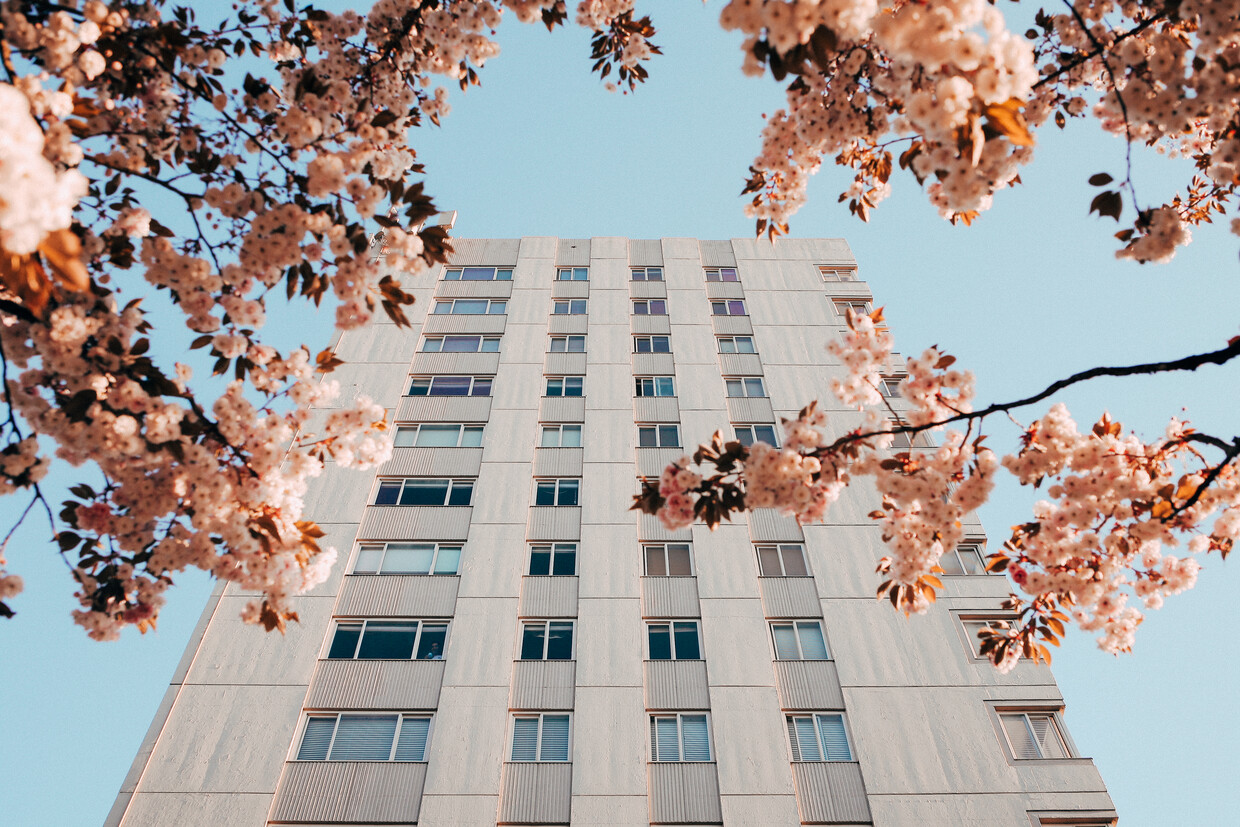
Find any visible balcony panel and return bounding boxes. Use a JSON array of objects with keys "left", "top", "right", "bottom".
[
  {"left": 644, "top": 660, "right": 710, "bottom": 711},
  {"left": 306, "top": 659, "right": 445, "bottom": 709},
  {"left": 791, "top": 762, "right": 872, "bottom": 824},
  {"left": 528, "top": 507, "right": 582, "bottom": 541},
  {"left": 497, "top": 762, "right": 573, "bottom": 825},
  {"left": 758, "top": 577, "right": 822, "bottom": 619},
  {"left": 641, "top": 577, "right": 700, "bottom": 618},
  {"left": 271, "top": 762, "right": 427, "bottom": 823},
  {"left": 773, "top": 660, "right": 845, "bottom": 710},
  {"left": 338, "top": 575, "right": 460, "bottom": 617},
  {"left": 379, "top": 447, "right": 483, "bottom": 477},
  {"left": 396, "top": 396, "right": 492, "bottom": 423},
  {"left": 519, "top": 576, "right": 579, "bottom": 618},
  {"left": 510, "top": 660, "right": 576, "bottom": 710},
  {"left": 647, "top": 762, "right": 722, "bottom": 824},
  {"left": 533, "top": 447, "right": 585, "bottom": 477},
  {"left": 358, "top": 506, "right": 472, "bottom": 541}
]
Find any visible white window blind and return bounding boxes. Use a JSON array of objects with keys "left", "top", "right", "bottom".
[
  {"left": 1001, "top": 712, "right": 1069, "bottom": 759},
  {"left": 787, "top": 714, "right": 852, "bottom": 761},
  {"left": 512, "top": 714, "right": 570, "bottom": 761},
  {"left": 650, "top": 714, "right": 711, "bottom": 762},
  {"left": 297, "top": 714, "right": 431, "bottom": 762}
]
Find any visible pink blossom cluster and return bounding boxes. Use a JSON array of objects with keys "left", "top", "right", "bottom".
[{"left": 656, "top": 458, "right": 701, "bottom": 531}]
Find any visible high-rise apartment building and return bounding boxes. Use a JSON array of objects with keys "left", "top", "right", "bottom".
[{"left": 107, "top": 237, "right": 1115, "bottom": 826}]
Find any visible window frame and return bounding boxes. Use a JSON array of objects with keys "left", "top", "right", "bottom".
[
  {"left": 646, "top": 620, "right": 703, "bottom": 661},
  {"left": 997, "top": 709, "right": 1074, "bottom": 760},
  {"left": 710, "top": 299, "right": 748, "bottom": 316},
  {"left": 326, "top": 618, "right": 449, "bottom": 661},
  {"left": 770, "top": 620, "right": 830, "bottom": 661},
  {"left": 637, "top": 423, "right": 681, "bottom": 448},
  {"left": 880, "top": 375, "right": 905, "bottom": 398},
  {"left": 649, "top": 713, "right": 713, "bottom": 762},
  {"left": 724, "top": 377, "right": 767, "bottom": 398},
  {"left": 544, "top": 376, "right": 584, "bottom": 398},
  {"left": 756, "top": 543, "right": 810, "bottom": 577},
  {"left": 296, "top": 713, "right": 433, "bottom": 762},
  {"left": 817, "top": 265, "right": 858, "bottom": 282},
  {"left": 372, "top": 477, "right": 475, "bottom": 507},
  {"left": 635, "top": 376, "right": 676, "bottom": 398},
  {"left": 432, "top": 298, "right": 507, "bottom": 315},
  {"left": 552, "top": 298, "right": 587, "bottom": 315},
  {"left": 643, "top": 543, "right": 694, "bottom": 576},
  {"left": 407, "top": 375, "right": 492, "bottom": 397},
  {"left": 509, "top": 713, "right": 572, "bottom": 762},
  {"left": 631, "top": 266, "right": 663, "bottom": 281},
  {"left": 393, "top": 423, "right": 484, "bottom": 448},
  {"left": 556, "top": 267, "right": 588, "bottom": 281},
  {"left": 717, "top": 335, "right": 756, "bottom": 354},
  {"left": 734, "top": 424, "right": 779, "bottom": 448},
  {"left": 528, "top": 543, "right": 578, "bottom": 576},
  {"left": 540, "top": 423, "right": 583, "bottom": 448},
  {"left": 518, "top": 619, "right": 576, "bottom": 660},
  {"left": 549, "top": 335, "right": 586, "bottom": 353},
  {"left": 351, "top": 541, "right": 462, "bottom": 575},
  {"left": 534, "top": 478, "right": 581, "bottom": 507},
  {"left": 833, "top": 298, "right": 872, "bottom": 318},
  {"left": 632, "top": 299, "right": 668, "bottom": 316},
  {"left": 786, "top": 713, "right": 854, "bottom": 762},
  {"left": 420, "top": 335, "right": 501, "bottom": 353},
  {"left": 940, "top": 541, "right": 989, "bottom": 576},
  {"left": 633, "top": 335, "right": 671, "bottom": 353},
  {"left": 704, "top": 267, "right": 739, "bottom": 282},
  {"left": 443, "top": 266, "right": 512, "bottom": 281}
]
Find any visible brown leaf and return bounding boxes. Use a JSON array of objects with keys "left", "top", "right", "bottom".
[
  {"left": 983, "top": 98, "right": 1035, "bottom": 147},
  {"left": 38, "top": 229, "right": 90, "bottom": 292}
]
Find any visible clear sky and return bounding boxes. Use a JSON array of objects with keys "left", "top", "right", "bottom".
[{"left": 1, "top": 4, "right": 1238, "bottom": 825}]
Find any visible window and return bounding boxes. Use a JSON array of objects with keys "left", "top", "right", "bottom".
[
  {"left": 556, "top": 267, "right": 588, "bottom": 281},
  {"left": 644, "top": 543, "right": 693, "bottom": 576},
  {"left": 787, "top": 714, "right": 852, "bottom": 761},
  {"left": 408, "top": 376, "right": 492, "bottom": 397},
  {"left": 818, "top": 266, "right": 857, "bottom": 282},
  {"left": 353, "top": 542, "right": 461, "bottom": 575},
  {"left": 540, "top": 423, "right": 583, "bottom": 448},
  {"left": 889, "top": 429, "right": 913, "bottom": 450},
  {"left": 549, "top": 335, "right": 586, "bottom": 353},
  {"left": 833, "top": 299, "right": 872, "bottom": 318},
  {"left": 735, "top": 424, "right": 779, "bottom": 447},
  {"left": 520, "top": 620, "right": 574, "bottom": 659},
  {"left": 373, "top": 478, "right": 474, "bottom": 506},
  {"left": 535, "top": 478, "right": 580, "bottom": 506},
  {"left": 960, "top": 616, "right": 1012, "bottom": 658},
  {"left": 421, "top": 335, "right": 500, "bottom": 353},
  {"left": 756, "top": 544, "right": 809, "bottom": 576},
  {"left": 717, "top": 335, "right": 756, "bottom": 354},
  {"left": 545, "top": 376, "right": 584, "bottom": 397},
  {"left": 940, "top": 541, "right": 988, "bottom": 575},
  {"left": 711, "top": 299, "right": 747, "bottom": 316},
  {"left": 999, "top": 711, "right": 1071, "bottom": 759},
  {"left": 511, "top": 714, "right": 570, "bottom": 761},
  {"left": 880, "top": 375, "right": 904, "bottom": 398},
  {"left": 444, "top": 266, "right": 512, "bottom": 281},
  {"left": 328, "top": 619, "right": 447, "bottom": 660},
  {"left": 634, "top": 335, "right": 671, "bottom": 353},
  {"left": 649, "top": 714, "right": 711, "bottom": 762},
  {"left": 632, "top": 299, "right": 667, "bottom": 315},
  {"left": 631, "top": 266, "right": 663, "bottom": 281},
  {"left": 704, "top": 267, "right": 739, "bottom": 282},
  {"left": 297, "top": 714, "right": 430, "bottom": 761},
  {"left": 529, "top": 543, "right": 577, "bottom": 576},
  {"left": 725, "top": 377, "right": 766, "bottom": 398},
  {"left": 635, "top": 376, "right": 675, "bottom": 397},
  {"left": 771, "top": 621, "right": 829, "bottom": 660},
  {"left": 433, "top": 298, "right": 506, "bottom": 314},
  {"left": 394, "top": 423, "right": 484, "bottom": 448},
  {"left": 552, "top": 299, "right": 587, "bottom": 315},
  {"left": 647, "top": 621, "right": 701, "bottom": 660},
  {"left": 637, "top": 424, "right": 680, "bottom": 448}
]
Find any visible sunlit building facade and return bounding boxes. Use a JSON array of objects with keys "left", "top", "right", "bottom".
[{"left": 109, "top": 236, "right": 1116, "bottom": 826}]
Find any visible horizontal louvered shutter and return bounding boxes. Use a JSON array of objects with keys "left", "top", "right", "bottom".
[
  {"left": 653, "top": 716, "right": 679, "bottom": 761},
  {"left": 817, "top": 714, "right": 851, "bottom": 760},
  {"left": 512, "top": 717, "right": 539, "bottom": 761},
  {"left": 395, "top": 717, "right": 430, "bottom": 761},
  {"left": 1029, "top": 714, "right": 1068, "bottom": 758},
  {"left": 540, "top": 715, "right": 570, "bottom": 761},
  {"left": 788, "top": 716, "right": 820, "bottom": 761},
  {"left": 681, "top": 715, "right": 710, "bottom": 761},
  {"left": 1001, "top": 713, "right": 1041, "bottom": 759},
  {"left": 328, "top": 715, "right": 398, "bottom": 760},
  {"left": 297, "top": 717, "right": 335, "bottom": 760}
]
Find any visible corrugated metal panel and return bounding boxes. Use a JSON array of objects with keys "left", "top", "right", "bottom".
[
  {"left": 435, "top": 280, "right": 513, "bottom": 299},
  {"left": 358, "top": 506, "right": 472, "bottom": 540},
  {"left": 556, "top": 239, "right": 591, "bottom": 266},
  {"left": 538, "top": 397, "right": 586, "bottom": 422},
  {"left": 337, "top": 575, "right": 460, "bottom": 617},
  {"left": 379, "top": 447, "right": 483, "bottom": 477},
  {"left": 633, "top": 397, "right": 680, "bottom": 423},
  {"left": 726, "top": 396, "right": 775, "bottom": 423},
  {"left": 791, "top": 762, "right": 872, "bottom": 824},
  {"left": 718, "top": 353, "right": 764, "bottom": 376},
  {"left": 629, "top": 239, "right": 664, "bottom": 265},
  {"left": 758, "top": 577, "right": 822, "bottom": 618},
  {"left": 497, "top": 762, "right": 573, "bottom": 824},
  {"left": 711, "top": 315, "right": 753, "bottom": 336},
  {"left": 396, "top": 396, "right": 492, "bottom": 422},
  {"left": 271, "top": 762, "right": 427, "bottom": 823},
  {"left": 647, "top": 762, "right": 723, "bottom": 824},
  {"left": 446, "top": 238, "right": 487, "bottom": 264},
  {"left": 748, "top": 509, "right": 804, "bottom": 541},
  {"left": 640, "top": 577, "right": 700, "bottom": 618},
  {"left": 410, "top": 352, "right": 501, "bottom": 375},
  {"left": 422, "top": 314, "right": 507, "bottom": 335},
  {"left": 551, "top": 281, "right": 590, "bottom": 299},
  {"left": 527, "top": 507, "right": 582, "bottom": 540},
  {"left": 638, "top": 514, "right": 691, "bottom": 542},
  {"left": 704, "top": 281, "right": 746, "bottom": 300},
  {"left": 548, "top": 315, "right": 588, "bottom": 335},
  {"left": 698, "top": 240, "right": 736, "bottom": 266},
  {"left": 631, "top": 315, "right": 672, "bottom": 335},
  {"left": 533, "top": 447, "right": 584, "bottom": 477},
  {"left": 544, "top": 352, "right": 587, "bottom": 375},
  {"left": 824, "top": 282, "right": 873, "bottom": 299},
  {"left": 644, "top": 660, "right": 710, "bottom": 710},
  {"left": 306, "top": 659, "right": 445, "bottom": 709},
  {"left": 637, "top": 448, "right": 684, "bottom": 478},
  {"left": 483, "top": 238, "right": 522, "bottom": 264},
  {"left": 632, "top": 353, "right": 675, "bottom": 375},
  {"left": 509, "top": 660, "right": 576, "bottom": 710},
  {"left": 519, "top": 576, "right": 579, "bottom": 617},
  {"left": 631, "top": 281, "right": 668, "bottom": 299},
  {"left": 774, "top": 661, "right": 845, "bottom": 710}
]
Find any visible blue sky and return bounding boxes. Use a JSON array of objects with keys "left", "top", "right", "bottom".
[{"left": 1, "top": 4, "right": 1238, "bottom": 824}]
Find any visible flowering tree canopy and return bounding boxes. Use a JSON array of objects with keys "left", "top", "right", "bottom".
[{"left": 0, "top": 1, "right": 1237, "bottom": 666}]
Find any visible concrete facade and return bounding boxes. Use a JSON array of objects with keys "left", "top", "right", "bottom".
[{"left": 109, "top": 238, "right": 1115, "bottom": 826}]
